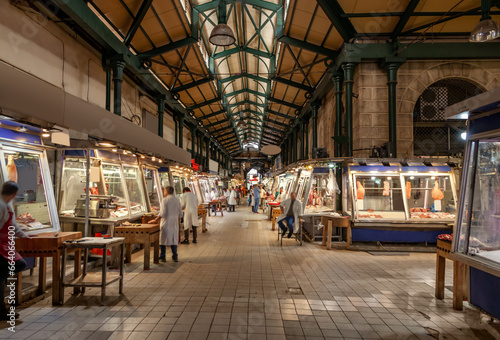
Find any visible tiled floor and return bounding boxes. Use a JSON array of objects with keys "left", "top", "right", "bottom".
[{"left": 0, "top": 207, "right": 497, "bottom": 340}]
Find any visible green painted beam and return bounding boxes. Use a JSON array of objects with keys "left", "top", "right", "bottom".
[
  {"left": 171, "top": 77, "right": 214, "bottom": 93},
  {"left": 268, "top": 97, "right": 302, "bottom": 110},
  {"left": 195, "top": 0, "right": 280, "bottom": 12},
  {"left": 138, "top": 36, "right": 197, "bottom": 58},
  {"left": 271, "top": 77, "right": 312, "bottom": 92},
  {"left": 220, "top": 73, "right": 269, "bottom": 84},
  {"left": 210, "top": 125, "right": 233, "bottom": 134},
  {"left": 224, "top": 89, "right": 267, "bottom": 99},
  {"left": 278, "top": 36, "right": 338, "bottom": 57},
  {"left": 391, "top": 0, "right": 420, "bottom": 38},
  {"left": 204, "top": 119, "right": 229, "bottom": 128},
  {"left": 316, "top": 0, "right": 357, "bottom": 41},
  {"left": 228, "top": 109, "right": 265, "bottom": 117},
  {"left": 187, "top": 96, "right": 222, "bottom": 110},
  {"left": 401, "top": 7, "right": 480, "bottom": 35},
  {"left": 267, "top": 110, "right": 295, "bottom": 120},
  {"left": 213, "top": 46, "right": 273, "bottom": 59},
  {"left": 123, "top": 0, "right": 153, "bottom": 46},
  {"left": 227, "top": 100, "right": 266, "bottom": 108},
  {"left": 200, "top": 109, "right": 226, "bottom": 120}
]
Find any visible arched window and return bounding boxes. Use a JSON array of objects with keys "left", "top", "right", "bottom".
[{"left": 413, "top": 78, "right": 483, "bottom": 156}]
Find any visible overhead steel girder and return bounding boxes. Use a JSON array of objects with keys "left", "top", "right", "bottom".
[
  {"left": 138, "top": 36, "right": 198, "bottom": 59},
  {"left": 204, "top": 119, "right": 229, "bottom": 128},
  {"left": 228, "top": 109, "right": 265, "bottom": 118},
  {"left": 264, "top": 125, "right": 285, "bottom": 134},
  {"left": 268, "top": 97, "right": 302, "bottom": 110},
  {"left": 316, "top": 0, "right": 357, "bottom": 42},
  {"left": 267, "top": 110, "right": 295, "bottom": 120},
  {"left": 267, "top": 120, "right": 288, "bottom": 127},
  {"left": 187, "top": 96, "right": 222, "bottom": 110},
  {"left": 220, "top": 73, "right": 269, "bottom": 84},
  {"left": 278, "top": 36, "right": 338, "bottom": 57},
  {"left": 218, "top": 131, "right": 237, "bottom": 140},
  {"left": 224, "top": 89, "right": 266, "bottom": 99},
  {"left": 194, "top": 0, "right": 281, "bottom": 13},
  {"left": 210, "top": 125, "right": 233, "bottom": 134},
  {"left": 123, "top": 0, "right": 153, "bottom": 46},
  {"left": 227, "top": 100, "right": 266, "bottom": 108},
  {"left": 172, "top": 77, "right": 214, "bottom": 93},
  {"left": 200, "top": 109, "right": 226, "bottom": 120},
  {"left": 213, "top": 47, "right": 273, "bottom": 59},
  {"left": 271, "top": 77, "right": 312, "bottom": 92},
  {"left": 391, "top": 0, "right": 420, "bottom": 38},
  {"left": 49, "top": 0, "right": 224, "bottom": 150}
]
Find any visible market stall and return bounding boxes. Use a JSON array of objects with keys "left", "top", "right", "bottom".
[
  {"left": 0, "top": 120, "right": 60, "bottom": 234},
  {"left": 59, "top": 149, "right": 149, "bottom": 236},
  {"left": 342, "top": 159, "right": 457, "bottom": 244},
  {"left": 445, "top": 86, "right": 500, "bottom": 319},
  {"left": 140, "top": 160, "right": 162, "bottom": 213},
  {"left": 170, "top": 165, "right": 193, "bottom": 197}
]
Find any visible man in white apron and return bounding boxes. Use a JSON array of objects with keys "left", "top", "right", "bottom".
[
  {"left": 276, "top": 192, "right": 303, "bottom": 238},
  {"left": 149, "top": 186, "right": 182, "bottom": 262},
  {"left": 180, "top": 187, "right": 199, "bottom": 244}
]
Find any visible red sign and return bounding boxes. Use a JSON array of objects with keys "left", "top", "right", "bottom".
[{"left": 191, "top": 159, "right": 199, "bottom": 171}]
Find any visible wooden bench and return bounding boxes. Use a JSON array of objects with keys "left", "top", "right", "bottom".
[
  {"left": 15, "top": 232, "right": 82, "bottom": 305},
  {"left": 436, "top": 239, "right": 466, "bottom": 310},
  {"left": 320, "top": 215, "right": 351, "bottom": 250}
]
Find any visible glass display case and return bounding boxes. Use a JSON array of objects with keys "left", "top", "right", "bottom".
[
  {"left": 3, "top": 146, "right": 59, "bottom": 232},
  {"left": 343, "top": 161, "right": 457, "bottom": 225},
  {"left": 159, "top": 170, "right": 171, "bottom": 198},
  {"left": 296, "top": 170, "right": 311, "bottom": 203},
  {"left": 198, "top": 178, "right": 211, "bottom": 202},
  {"left": 123, "top": 165, "right": 147, "bottom": 215},
  {"left": 303, "top": 167, "right": 338, "bottom": 215},
  {"left": 143, "top": 167, "right": 161, "bottom": 212}
]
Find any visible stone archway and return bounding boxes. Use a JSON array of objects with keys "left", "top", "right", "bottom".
[{"left": 397, "top": 61, "right": 500, "bottom": 157}]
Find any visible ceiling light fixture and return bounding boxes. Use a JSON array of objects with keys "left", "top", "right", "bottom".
[
  {"left": 42, "top": 133, "right": 50, "bottom": 138},
  {"left": 209, "top": 0, "right": 235, "bottom": 46},
  {"left": 18, "top": 126, "right": 27, "bottom": 132},
  {"left": 470, "top": 1, "right": 500, "bottom": 42}
]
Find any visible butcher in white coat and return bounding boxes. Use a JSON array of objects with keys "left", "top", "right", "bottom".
[
  {"left": 228, "top": 187, "right": 237, "bottom": 212},
  {"left": 180, "top": 187, "right": 199, "bottom": 244},
  {"left": 149, "top": 186, "right": 182, "bottom": 262},
  {"left": 277, "top": 192, "right": 303, "bottom": 238}
]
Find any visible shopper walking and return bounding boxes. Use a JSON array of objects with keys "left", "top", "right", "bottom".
[
  {"left": 252, "top": 184, "right": 260, "bottom": 213},
  {"left": 236, "top": 186, "right": 241, "bottom": 206},
  {"left": 277, "top": 192, "right": 303, "bottom": 238},
  {"left": 228, "top": 187, "right": 237, "bottom": 212},
  {"left": 180, "top": 187, "right": 199, "bottom": 244},
  {"left": 150, "top": 186, "right": 182, "bottom": 262},
  {"left": 0, "top": 182, "right": 28, "bottom": 320}
]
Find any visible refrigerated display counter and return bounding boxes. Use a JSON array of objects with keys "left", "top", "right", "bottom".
[
  {"left": 169, "top": 165, "right": 194, "bottom": 197},
  {"left": 446, "top": 87, "right": 500, "bottom": 319},
  {"left": 59, "top": 149, "right": 149, "bottom": 235},
  {"left": 343, "top": 159, "right": 458, "bottom": 243},
  {"left": 140, "top": 160, "right": 162, "bottom": 213},
  {"left": 0, "top": 120, "right": 60, "bottom": 234}
]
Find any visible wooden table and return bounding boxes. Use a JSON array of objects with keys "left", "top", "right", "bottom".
[
  {"left": 320, "top": 215, "right": 351, "bottom": 250},
  {"left": 114, "top": 224, "right": 159, "bottom": 270},
  {"left": 209, "top": 199, "right": 224, "bottom": 216},
  {"left": 436, "top": 239, "right": 465, "bottom": 310},
  {"left": 198, "top": 207, "right": 208, "bottom": 232},
  {"left": 62, "top": 237, "right": 125, "bottom": 304},
  {"left": 15, "top": 231, "right": 82, "bottom": 305}
]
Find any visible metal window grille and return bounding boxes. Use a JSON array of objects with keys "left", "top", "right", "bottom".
[{"left": 413, "top": 79, "right": 483, "bottom": 156}]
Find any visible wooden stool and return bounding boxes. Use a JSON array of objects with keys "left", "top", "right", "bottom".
[
  {"left": 272, "top": 207, "right": 281, "bottom": 231},
  {"left": 320, "top": 215, "right": 351, "bottom": 250},
  {"left": 436, "top": 239, "right": 466, "bottom": 310}
]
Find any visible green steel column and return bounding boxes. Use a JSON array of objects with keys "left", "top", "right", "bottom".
[
  {"left": 311, "top": 102, "right": 320, "bottom": 151},
  {"left": 191, "top": 126, "right": 196, "bottom": 161},
  {"left": 292, "top": 129, "right": 297, "bottom": 163},
  {"left": 342, "top": 63, "right": 356, "bottom": 156},
  {"left": 111, "top": 57, "right": 126, "bottom": 116},
  {"left": 205, "top": 138, "right": 210, "bottom": 171},
  {"left": 300, "top": 119, "right": 306, "bottom": 160},
  {"left": 386, "top": 63, "right": 400, "bottom": 157},
  {"left": 174, "top": 118, "right": 178, "bottom": 146},
  {"left": 333, "top": 72, "right": 344, "bottom": 157},
  {"left": 305, "top": 122, "right": 309, "bottom": 159},
  {"left": 157, "top": 95, "right": 165, "bottom": 138},
  {"left": 105, "top": 67, "right": 111, "bottom": 111},
  {"left": 178, "top": 116, "right": 184, "bottom": 148},
  {"left": 288, "top": 136, "right": 293, "bottom": 164}
]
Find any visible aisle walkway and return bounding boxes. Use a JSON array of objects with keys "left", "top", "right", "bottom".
[{"left": 0, "top": 207, "right": 495, "bottom": 340}]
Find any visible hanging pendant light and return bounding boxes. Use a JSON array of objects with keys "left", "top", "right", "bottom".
[
  {"left": 209, "top": 0, "right": 235, "bottom": 46},
  {"left": 236, "top": 112, "right": 247, "bottom": 128},
  {"left": 470, "top": 0, "right": 500, "bottom": 42}
]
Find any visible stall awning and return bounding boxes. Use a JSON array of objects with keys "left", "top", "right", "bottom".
[{"left": 0, "top": 61, "right": 190, "bottom": 165}]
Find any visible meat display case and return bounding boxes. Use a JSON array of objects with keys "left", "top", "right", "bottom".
[
  {"left": 445, "top": 86, "right": 500, "bottom": 319},
  {"left": 140, "top": 161, "right": 162, "bottom": 213},
  {"left": 59, "top": 149, "right": 149, "bottom": 235},
  {"left": 0, "top": 119, "right": 60, "bottom": 234},
  {"left": 275, "top": 171, "right": 299, "bottom": 200},
  {"left": 342, "top": 159, "right": 458, "bottom": 243}
]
